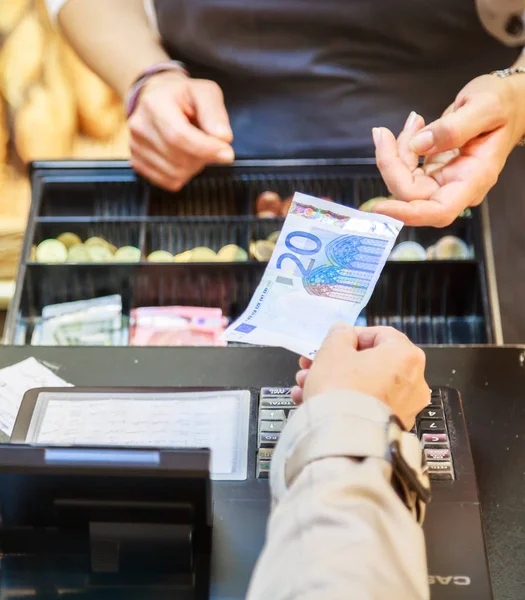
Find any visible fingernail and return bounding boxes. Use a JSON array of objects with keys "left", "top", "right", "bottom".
[
  {"left": 217, "top": 147, "right": 235, "bottom": 163},
  {"left": 410, "top": 130, "right": 434, "bottom": 153},
  {"left": 372, "top": 127, "right": 382, "bottom": 146},
  {"left": 405, "top": 111, "right": 418, "bottom": 130}
]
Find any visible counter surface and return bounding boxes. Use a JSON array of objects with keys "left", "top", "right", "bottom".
[{"left": 0, "top": 345, "right": 524, "bottom": 599}]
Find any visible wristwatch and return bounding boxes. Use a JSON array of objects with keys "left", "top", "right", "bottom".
[
  {"left": 387, "top": 415, "right": 431, "bottom": 524},
  {"left": 492, "top": 67, "right": 525, "bottom": 147}
]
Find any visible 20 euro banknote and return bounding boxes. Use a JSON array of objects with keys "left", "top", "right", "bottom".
[{"left": 222, "top": 193, "right": 403, "bottom": 357}]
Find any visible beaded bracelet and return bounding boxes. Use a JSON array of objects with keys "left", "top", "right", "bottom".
[{"left": 125, "top": 60, "right": 189, "bottom": 118}]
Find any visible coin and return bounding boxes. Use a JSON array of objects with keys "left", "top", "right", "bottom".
[
  {"left": 114, "top": 246, "right": 142, "bottom": 262},
  {"left": 389, "top": 241, "right": 426, "bottom": 261},
  {"left": 359, "top": 196, "right": 389, "bottom": 213},
  {"left": 434, "top": 236, "right": 471, "bottom": 260},
  {"left": 251, "top": 240, "right": 275, "bottom": 262},
  {"left": 57, "top": 232, "right": 82, "bottom": 249},
  {"left": 147, "top": 250, "right": 174, "bottom": 262},
  {"left": 87, "top": 245, "right": 114, "bottom": 262},
  {"left": 84, "top": 236, "right": 110, "bottom": 248},
  {"left": 36, "top": 239, "right": 68, "bottom": 263},
  {"left": 426, "top": 245, "right": 437, "bottom": 260},
  {"left": 255, "top": 191, "right": 282, "bottom": 216},
  {"left": 173, "top": 251, "right": 192, "bottom": 263},
  {"left": 267, "top": 231, "right": 281, "bottom": 244},
  {"left": 190, "top": 247, "right": 217, "bottom": 262},
  {"left": 217, "top": 244, "right": 248, "bottom": 262},
  {"left": 67, "top": 244, "right": 92, "bottom": 263},
  {"left": 281, "top": 196, "right": 293, "bottom": 216},
  {"left": 173, "top": 250, "right": 193, "bottom": 262}
]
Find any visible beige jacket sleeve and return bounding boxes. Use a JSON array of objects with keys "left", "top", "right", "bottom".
[{"left": 247, "top": 391, "right": 429, "bottom": 600}]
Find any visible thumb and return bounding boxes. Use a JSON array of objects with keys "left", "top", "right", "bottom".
[
  {"left": 410, "top": 97, "right": 503, "bottom": 155},
  {"left": 315, "top": 323, "right": 359, "bottom": 367}
]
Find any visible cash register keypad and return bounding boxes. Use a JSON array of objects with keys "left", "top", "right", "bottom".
[{"left": 256, "top": 387, "right": 454, "bottom": 481}]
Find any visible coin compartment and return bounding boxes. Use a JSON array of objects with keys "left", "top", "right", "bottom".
[
  {"left": 29, "top": 221, "right": 144, "bottom": 262},
  {"left": 143, "top": 218, "right": 253, "bottom": 257}
]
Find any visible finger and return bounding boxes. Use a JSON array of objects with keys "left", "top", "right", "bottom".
[
  {"left": 371, "top": 186, "right": 469, "bottom": 227},
  {"left": 299, "top": 356, "right": 313, "bottom": 370},
  {"left": 154, "top": 105, "right": 235, "bottom": 164},
  {"left": 374, "top": 127, "right": 439, "bottom": 201},
  {"left": 191, "top": 80, "right": 234, "bottom": 142},
  {"left": 291, "top": 385, "right": 304, "bottom": 405},
  {"left": 410, "top": 97, "right": 505, "bottom": 156},
  {"left": 397, "top": 112, "right": 425, "bottom": 171},
  {"left": 353, "top": 326, "right": 409, "bottom": 350},
  {"left": 295, "top": 369, "right": 309, "bottom": 388},
  {"left": 130, "top": 155, "right": 184, "bottom": 191},
  {"left": 130, "top": 139, "right": 180, "bottom": 180}
]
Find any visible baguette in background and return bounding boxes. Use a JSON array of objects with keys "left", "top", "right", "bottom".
[
  {"left": 0, "top": 13, "right": 45, "bottom": 109},
  {"left": 0, "top": 0, "right": 32, "bottom": 36}
]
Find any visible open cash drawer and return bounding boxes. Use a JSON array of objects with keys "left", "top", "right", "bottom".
[{"left": 4, "top": 159, "right": 502, "bottom": 346}]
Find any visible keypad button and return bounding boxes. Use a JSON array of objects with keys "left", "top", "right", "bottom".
[
  {"left": 424, "top": 443, "right": 450, "bottom": 450},
  {"left": 419, "top": 407, "right": 444, "bottom": 420},
  {"left": 258, "top": 448, "right": 274, "bottom": 460},
  {"left": 422, "top": 433, "right": 448, "bottom": 444},
  {"left": 418, "top": 419, "right": 446, "bottom": 434},
  {"left": 260, "top": 398, "right": 296, "bottom": 409},
  {"left": 430, "top": 391, "right": 443, "bottom": 407},
  {"left": 425, "top": 448, "right": 451, "bottom": 461},
  {"left": 428, "top": 461, "right": 454, "bottom": 480},
  {"left": 260, "top": 420, "right": 284, "bottom": 433},
  {"left": 259, "top": 432, "right": 280, "bottom": 446},
  {"left": 261, "top": 388, "right": 291, "bottom": 397},
  {"left": 260, "top": 409, "right": 286, "bottom": 421},
  {"left": 257, "top": 460, "right": 271, "bottom": 479}
]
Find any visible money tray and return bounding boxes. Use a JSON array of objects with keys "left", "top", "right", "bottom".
[{"left": 4, "top": 159, "right": 502, "bottom": 346}]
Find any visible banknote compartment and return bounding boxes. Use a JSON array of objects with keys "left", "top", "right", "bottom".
[
  {"left": 9, "top": 261, "right": 486, "bottom": 346},
  {"left": 367, "top": 261, "right": 488, "bottom": 344}
]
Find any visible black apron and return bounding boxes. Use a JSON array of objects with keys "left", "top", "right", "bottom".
[{"left": 154, "top": 0, "right": 525, "bottom": 341}]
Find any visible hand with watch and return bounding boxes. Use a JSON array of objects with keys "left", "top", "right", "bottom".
[
  {"left": 125, "top": 61, "right": 235, "bottom": 191},
  {"left": 248, "top": 324, "right": 431, "bottom": 600},
  {"left": 291, "top": 323, "right": 431, "bottom": 523},
  {"left": 369, "top": 66, "right": 525, "bottom": 227}
]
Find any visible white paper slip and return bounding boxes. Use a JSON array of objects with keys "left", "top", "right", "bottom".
[
  {"left": 26, "top": 390, "right": 251, "bottom": 481},
  {"left": 0, "top": 358, "right": 72, "bottom": 436}
]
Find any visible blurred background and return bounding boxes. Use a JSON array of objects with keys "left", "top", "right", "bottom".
[{"left": 0, "top": 0, "right": 129, "bottom": 295}]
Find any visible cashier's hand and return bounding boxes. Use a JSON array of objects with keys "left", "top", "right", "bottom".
[
  {"left": 128, "top": 72, "right": 235, "bottom": 191},
  {"left": 372, "top": 73, "right": 525, "bottom": 227},
  {"left": 291, "top": 324, "right": 429, "bottom": 430}
]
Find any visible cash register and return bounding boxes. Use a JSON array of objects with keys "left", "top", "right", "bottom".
[{"left": 0, "top": 384, "right": 492, "bottom": 599}]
